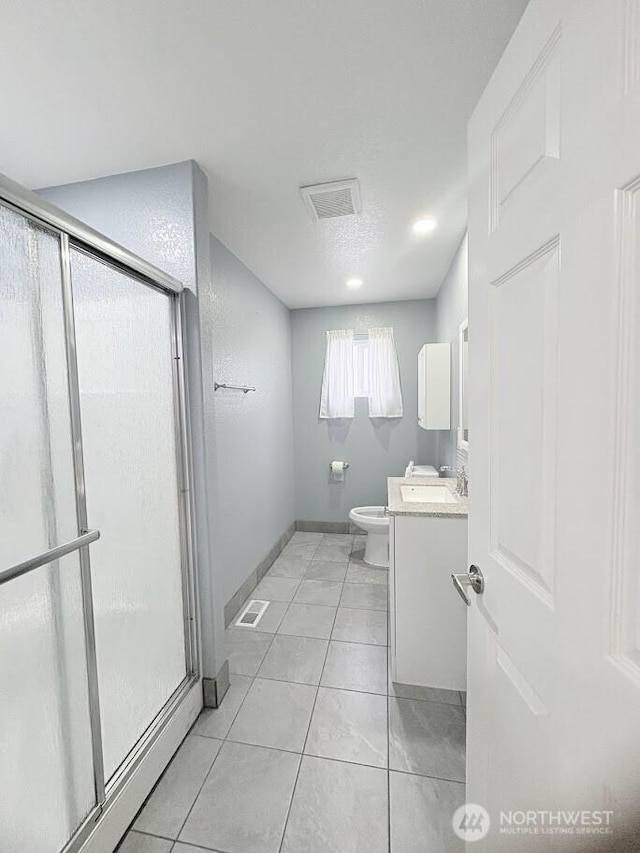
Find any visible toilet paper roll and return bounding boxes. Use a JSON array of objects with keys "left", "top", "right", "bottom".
[{"left": 330, "top": 461, "right": 345, "bottom": 482}]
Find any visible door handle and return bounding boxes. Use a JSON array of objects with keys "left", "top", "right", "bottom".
[
  {"left": 0, "top": 529, "right": 101, "bottom": 586},
  {"left": 451, "top": 564, "right": 484, "bottom": 606}
]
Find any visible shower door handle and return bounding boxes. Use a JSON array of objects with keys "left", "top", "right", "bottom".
[
  {"left": 0, "top": 529, "right": 101, "bottom": 586},
  {"left": 451, "top": 564, "right": 484, "bottom": 606}
]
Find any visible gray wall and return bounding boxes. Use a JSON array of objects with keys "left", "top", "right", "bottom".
[
  {"left": 292, "top": 300, "right": 438, "bottom": 522},
  {"left": 209, "top": 236, "right": 295, "bottom": 605},
  {"left": 435, "top": 233, "right": 468, "bottom": 471},
  {"left": 39, "top": 162, "right": 227, "bottom": 682},
  {"left": 39, "top": 161, "right": 200, "bottom": 293}
]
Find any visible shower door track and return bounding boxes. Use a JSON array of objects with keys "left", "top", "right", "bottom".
[{"left": 0, "top": 173, "right": 201, "bottom": 853}]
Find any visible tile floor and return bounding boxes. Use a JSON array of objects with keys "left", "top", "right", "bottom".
[{"left": 118, "top": 533, "right": 466, "bottom": 853}]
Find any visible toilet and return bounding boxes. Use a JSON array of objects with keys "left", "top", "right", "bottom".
[
  {"left": 404, "top": 462, "right": 439, "bottom": 478},
  {"left": 350, "top": 463, "right": 440, "bottom": 568},
  {"left": 349, "top": 506, "right": 390, "bottom": 567}
]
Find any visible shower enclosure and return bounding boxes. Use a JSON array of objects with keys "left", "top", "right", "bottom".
[{"left": 0, "top": 175, "right": 199, "bottom": 853}]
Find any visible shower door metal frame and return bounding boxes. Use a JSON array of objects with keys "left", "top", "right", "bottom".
[{"left": 0, "top": 174, "right": 200, "bottom": 853}]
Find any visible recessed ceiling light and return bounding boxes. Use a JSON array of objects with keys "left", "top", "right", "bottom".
[
  {"left": 346, "top": 277, "right": 363, "bottom": 289},
  {"left": 412, "top": 217, "right": 438, "bottom": 236}
]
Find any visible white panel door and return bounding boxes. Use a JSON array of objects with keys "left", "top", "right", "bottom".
[{"left": 467, "top": 0, "right": 640, "bottom": 847}]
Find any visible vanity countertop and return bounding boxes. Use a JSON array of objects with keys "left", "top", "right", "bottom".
[{"left": 387, "top": 476, "right": 468, "bottom": 518}]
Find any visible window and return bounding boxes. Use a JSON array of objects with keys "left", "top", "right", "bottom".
[
  {"left": 353, "top": 338, "right": 370, "bottom": 397},
  {"left": 319, "top": 327, "right": 403, "bottom": 419}
]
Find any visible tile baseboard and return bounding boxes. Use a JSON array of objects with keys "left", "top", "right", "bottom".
[
  {"left": 296, "top": 520, "right": 352, "bottom": 534},
  {"left": 223, "top": 523, "right": 296, "bottom": 628},
  {"left": 203, "top": 659, "right": 230, "bottom": 708}
]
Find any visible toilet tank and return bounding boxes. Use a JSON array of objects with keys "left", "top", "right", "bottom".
[{"left": 404, "top": 461, "right": 439, "bottom": 478}]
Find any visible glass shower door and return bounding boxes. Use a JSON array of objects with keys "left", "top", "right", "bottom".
[
  {"left": 0, "top": 205, "right": 99, "bottom": 853},
  {"left": 69, "top": 250, "right": 188, "bottom": 782},
  {"left": 0, "top": 177, "right": 196, "bottom": 853}
]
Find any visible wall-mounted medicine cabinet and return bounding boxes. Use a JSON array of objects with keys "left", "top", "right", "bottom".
[{"left": 418, "top": 343, "right": 451, "bottom": 430}]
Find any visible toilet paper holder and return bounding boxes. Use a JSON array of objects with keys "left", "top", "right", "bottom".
[{"left": 329, "top": 462, "right": 349, "bottom": 471}]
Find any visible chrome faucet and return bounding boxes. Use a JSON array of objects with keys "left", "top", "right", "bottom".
[
  {"left": 439, "top": 464, "right": 468, "bottom": 496},
  {"left": 456, "top": 466, "right": 469, "bottom": 497}
]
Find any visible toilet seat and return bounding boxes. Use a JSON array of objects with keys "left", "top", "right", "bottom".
[{"left": 349, "top": 506, "right": 389, "bottom": 529}]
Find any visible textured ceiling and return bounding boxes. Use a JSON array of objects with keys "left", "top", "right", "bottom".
[{"left": 0, "top": 0, "right": 528, "bottom": 307}]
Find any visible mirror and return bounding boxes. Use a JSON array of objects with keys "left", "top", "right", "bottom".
[{"left": 457, "top": 319, "right": 469, "bottom": 450}]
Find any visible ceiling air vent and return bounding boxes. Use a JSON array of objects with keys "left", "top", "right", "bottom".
[{"left": 300, "top": 178, "right": 361, "bottom": 222}]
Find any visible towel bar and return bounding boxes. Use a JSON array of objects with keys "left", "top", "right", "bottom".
[{"left": 214, "top": 382, "right": 256, "bottom": 394}]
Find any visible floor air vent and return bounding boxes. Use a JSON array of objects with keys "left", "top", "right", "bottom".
[
  {"left": 300, "top": 178, "right": 361, "bottom": 221},
  {"left": 236, "top": 599, "right": 269, "bottom": 628}
]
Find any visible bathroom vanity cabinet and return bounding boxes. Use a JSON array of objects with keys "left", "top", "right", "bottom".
[{"left": 388, "top": 477, "right": 468, "bottom": 691}]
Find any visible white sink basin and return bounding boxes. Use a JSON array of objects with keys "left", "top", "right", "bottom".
[{"left": 400, "top": 484, "right": 458, "bottom": 504}]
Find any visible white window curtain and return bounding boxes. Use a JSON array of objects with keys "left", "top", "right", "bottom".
[
  {"left": 367, "top": 327, "right": 403, "bottom": 418},
  {"left": 319, "top": 327, "right": 403, "bottom": 419},
  {"left": 319, "top": 329, "right": 355, "bottom": 418}
]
